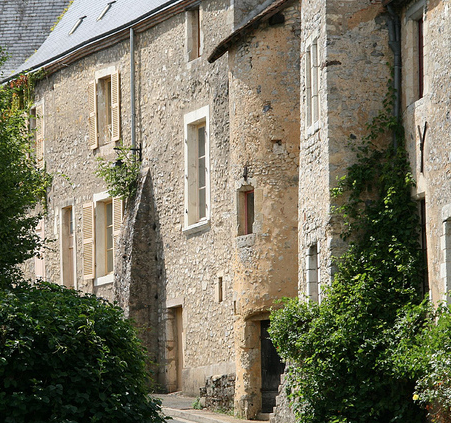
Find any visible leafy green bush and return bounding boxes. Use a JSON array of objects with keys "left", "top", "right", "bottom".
[
  {"left": 269, "top": 95, "right": 429, "bottom": 422},
  {"left": 0, "top": 282, "right": 166, "bottom": 423},
  {"left": 96, "top": 144, "right": 140, "bottom": 200},
  {"left": 402, "top": 304, "right": 451, "bottom": 423}
]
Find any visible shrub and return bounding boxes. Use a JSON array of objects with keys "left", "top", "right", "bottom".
[
  {"left": 0, "top": 281, "right": 166, "bottom": 423},
  {"left": 269, "top": 92, "right": 428, "bottom": 423}
]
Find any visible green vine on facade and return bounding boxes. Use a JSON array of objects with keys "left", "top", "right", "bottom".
[
  {"left": 96, "top": 144, "right": 140, "bottom": 201},
  {"left": 269, "top": 86, "right": 434, "bottom": 423}
]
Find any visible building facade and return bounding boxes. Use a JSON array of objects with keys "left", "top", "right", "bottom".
[{"left": 7, "top": 0, "right": 451, "bottom": 420}]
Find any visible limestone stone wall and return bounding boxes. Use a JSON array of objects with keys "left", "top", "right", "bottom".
[
  {"left": 399, "top": 0, "right": 451, "bottom": 303},
  {"left": 228, "top": 3, "right": 301, "bottom": 418},
  {"left": 129, "top": 0, "right": 236, "bottom": 395},
  {"left": 298, "top": 0, "right": 393, "bottom": 297},
  {"left": 199, "top": 373, "right": 236, "bottom": 411},
  {"left": 27, "top": 0, "right": 238, "bottom": 399}
]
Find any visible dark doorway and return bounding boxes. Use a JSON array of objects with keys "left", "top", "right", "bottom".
[{"left": 260, "top": 319, "right": 285, "bottom": 413}]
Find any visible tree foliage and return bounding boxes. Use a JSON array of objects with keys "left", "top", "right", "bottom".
[
  {"left": 0, "top": 66, "right": 51, "bottom": 287},
  {"left": 0, "top": 56, "right": 165, "bottom": 422},
  {"left": 0, "top": 281, "right": 166, "bottom": 423},
  {"left": 269, "top": 92, "right": 430, "bottom": 423}
]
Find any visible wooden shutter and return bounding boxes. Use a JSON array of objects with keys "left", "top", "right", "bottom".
[
  {"left": 82, "top": 202, "right": 95, "bottom": 279},
  {"left": 88, "top": 80, "right": 98, "bottom": 149},
  {"left": 35, "top": 104, "right": 44, "bottom": 168},
  {"left": 112, "top": 197, "right": 123, "bottom": 259},
  {"left": 111, "top": 71, "right": 120, "bottom": 142}
]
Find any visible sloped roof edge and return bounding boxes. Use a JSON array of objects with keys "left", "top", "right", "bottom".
[
  {"left": 208, "top": 0, "right": 294, "bottom": 64},
  {"left": 2, "top": 0, "right": 197, "bottom": 83}
]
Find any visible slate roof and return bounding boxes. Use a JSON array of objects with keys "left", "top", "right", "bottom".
[
  {"left": 7, "top": 0, "right": 185, "bottom": 79},
  {"left": 0, "top": 0, "right": 69, "bottom": 77}
]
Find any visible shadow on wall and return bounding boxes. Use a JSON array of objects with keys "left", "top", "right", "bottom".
[{"left": 114, "top": 168, "right": 166, "bottom": 387}]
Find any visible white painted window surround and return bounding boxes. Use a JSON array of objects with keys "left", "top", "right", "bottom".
[
  {"left": 305, "top": 31, "right": 320, "bottom": 137},
  {"left": 183, "top": 106, "right": 210, "bottom": 234},
  {"left": 441, "top": 204, "right": 451, "bottom": 302}
]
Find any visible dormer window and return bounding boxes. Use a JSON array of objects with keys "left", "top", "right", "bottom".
[
  {"left": 69, "top": 16, "right": 86, "bottom": 35},
  {"left": 97, "top": 1, "right": 116, "bottom": 21}
]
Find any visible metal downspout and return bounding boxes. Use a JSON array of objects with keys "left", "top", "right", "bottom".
[
  {"left": 387, "top": 4, "right": 401, "bottom": 149},
  {"left": 130, "top": 28, "right": 136, "bottom": 154}
]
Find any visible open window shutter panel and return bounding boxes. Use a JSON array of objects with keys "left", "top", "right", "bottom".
[
  {"left": 35, "top": 104, "right": 44, "bottom": 167},
  {"left": 83, "top": 202, "right": 95, "bottom": 279},
  {"left": 112, "top": 197, "right": 123, "bottom": 258},
  {"left": 111, "top": 71, "right": 120, "bottom": 142},
  {"left": 88, "top": 80, "right": 98, "bottom": 149}
]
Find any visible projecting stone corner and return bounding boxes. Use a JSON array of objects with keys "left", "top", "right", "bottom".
[
  {"left": 269, "top": 372, "right": 295, "bottom": 423},
  {"left": 199, "top": 373, "right": 236, "bottom": 411}
]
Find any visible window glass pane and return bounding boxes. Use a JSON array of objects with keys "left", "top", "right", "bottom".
[
  {"left": 106, "top": 226, "right": 113, "bottom": 250},
  {"left": 198, "top": 156, "right": 205, "bottom": 187},
  {"left": 107, "top": 250, "right": 113, "bottom": 273},
  {"left": 199, "top": 187, "right": 206, "bottom": 219},
  {"left": 106, "top": 202, "right": 112, "bottom": 226},
  {"left": 246, "top": 191, "right": 254, "bottom": 234},
  {"left": 198, "top": 126, "right": 205, "bottom": 157}
]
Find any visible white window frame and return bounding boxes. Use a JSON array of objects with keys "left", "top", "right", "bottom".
[
  {"left": 304, "top": 31, "right": 320, "bottom": 137},
  {"left": 441, "top": 204, "right": 451, "bottom": 302},
  {"left": 183, "top": 106, "right": 210, "bottom": 234},
  {"left": 306, "top": 243, "right": 320, "bottom": 303},
  {"left": 404, "top": 0, "right": 426, "bottom": 105},
  {"left": 83, "top": 191, "right": 122, "bottom": 286},
  {"left": 93, "top": 191, "right": 113, "bottom": 285},
  {"left": 89, "top": 66, "right": 120, "bottom": 149},
  {"left": 60, "top": 202, "right": 77, "bottom": 290}
]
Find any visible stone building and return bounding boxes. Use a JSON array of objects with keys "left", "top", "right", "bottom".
[
  {"left": 6, "top": 0, "right": 451, "bottom": 420},
  {"left": 6, "top": 0, "right": 300, "bottom": 419}
]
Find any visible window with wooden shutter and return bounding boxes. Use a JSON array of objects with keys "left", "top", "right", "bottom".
[
  {"left": 35, "top": 104, "right": 44, "bottom": 168},
  {"left": 111, "top": 70, "right": 120, "bottom": 142},
  {"left": 83, "top": 202, "right": 95, "bottom": 279},
  {"left": 112, "top": 197, "right": 123, "bottom": 257},
  {"left": 88, "top": 80, "right": 98, "bottom": 149}
]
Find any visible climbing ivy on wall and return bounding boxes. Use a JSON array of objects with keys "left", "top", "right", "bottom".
[{"left": 269, "top": 88, "right": 431, "bottom": 423}]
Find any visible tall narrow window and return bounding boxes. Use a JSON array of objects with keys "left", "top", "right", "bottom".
[
  {"left": 83, "top": 194, "right": 123, "bottom": 284},
  {"left": 35, "top": 218, "right": 45, "bottom": 280},
  {"left": 305, "top": 36, "right": 319, "bottom": 132},
  {"left": 184, "top": 106, "right": 210, "bottom": 231},
  {"left": 89, "top": 69, "right": 120, "bottom": 149},
  {"left": 62, "top": 206, "right": 75, "bottom": 288},
  {"left": 406, "top": 2, "right": 425, "bottom": 104},
  {"left": 306, "top": 243, "right": 320, "bottom": 303},
  {"left": 187, "top": 6, "right": 201, "bottom": 61},
  {"left": 105, "top": 200, "right": 114, "bottom": 274},
  {"left": 30, "top": 103, "right": 44, "bottom": 168},
  {"left": 417, "top": 17, "right": 424, "bottom": 99},
  {"left": 238, "top": 187, "right": 254, "bottom": 236},
  {"left": 420, "top": 199, "right": 429, "bottom": 297},
  {"left": 245, "top": 190, "right": 254, "bottom": 235},
  {"left": 197, "top": 124, "right": 206, "bottom": 220}
]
